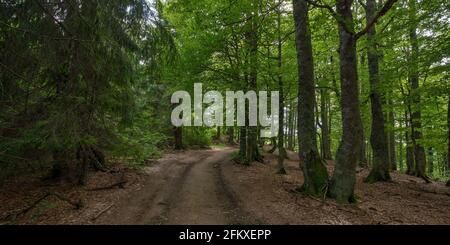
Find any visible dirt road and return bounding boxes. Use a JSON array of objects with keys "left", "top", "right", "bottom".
[
  {"left": 95, "top": 147, "right": 450, "bottom": 225},
  {"left": 96, "top": 147, "right": 258, "bottom": 225},
  {"left": 1, "top": 147, "right": 449, "bottom": 224}
]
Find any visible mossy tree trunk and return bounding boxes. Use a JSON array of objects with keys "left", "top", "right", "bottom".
[
  {"left": 293, "top": 0, "right": 328, "bottom": 196},
  {"left": 328, "top": 0, "right": 363, "bottom": 203},
  {"left": 408, "top": 0, "right": 430, "bottom": 183},
  {"left": 243, "top": 0, "right": 262, "bottom": 165},
  {"left": 364, "top": 0, "right": 391, "bottom": 183}
]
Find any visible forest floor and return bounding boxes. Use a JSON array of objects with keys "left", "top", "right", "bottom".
[{"left": 1, "top": 146, "right": 449, "bottom": 225}]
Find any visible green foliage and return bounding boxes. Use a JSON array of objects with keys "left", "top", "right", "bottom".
[
  {"left": 0, "top": 0, "right": 175, "bottom": 180},
  {"left": 0, "top": 0, "right": 448, "bottom": 184},
  {"left": 183, "top": 127, "right": 213, "bottom": 148}
]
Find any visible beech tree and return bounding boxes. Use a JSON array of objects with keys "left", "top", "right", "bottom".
[{"left": 293, "top": 0, "right": 329, "bottom": 196}]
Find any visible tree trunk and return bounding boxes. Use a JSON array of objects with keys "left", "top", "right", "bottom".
[
  {"left": 404, "top": 109, "right": 415, "bottom": 175},
  {"left": 447, "top": 94, "right": 450, "bottom": 185},
  {"left": 174, "top": 126, "right": 183, "bottom": 150},
  {"left": 239, "top": 126, "right": 247, "bottom": 159},
  {"left": 287, "top": 103, "right": 294, "bottom": 150},
  {"left": 409, "top": 0, "right": 429, "bottom": 182},
  {"left": 276, "top": 1, "right": 286, "bottom": 174},
  {"left": 364, "top": 0, "right": 391, "bottom": 183},
  {"left": 427, "top": 147, "right": 433, "bottom": 177},
  {"left": 76, "top": 145, "right": 106, "bottom": 185},
  {"left": 359, "top": 134, "right": 368, "bottom": 167},
  {"left": 320, "top": 88, "right": 332, "bottom": 160},
  {"left": 399, "top": 118, "right": 404, "bottom": 171},
  {"left": 406, "top": 144, "right": 415, "bottom": 175},
  {"left": 227, "top": 127, "right": 235, "bottom": 144},
  {"left": 268, "top": 137, "right": 277, "bottom": 153},
  {"left": 388, "top": 97, "right": 397, "bottom": 170},
  {"left": 329, "top": 0, "right": 363, "bottom": 203},
  {"left": 216, "top": 126, "right": 221, "bottom": 140},
  {"left": 293, "top": 0, "right": 328, "bottom": 196},
  {"left": 244, "top": 0, "right": 262, "bottom": 165},
  {"left": 330, "top": 55, "right": 341, "bottom": 100}
]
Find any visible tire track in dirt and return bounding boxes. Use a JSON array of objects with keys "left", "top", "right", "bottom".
[
  {"left": 96, "top": 150, "right": 210, "bottom": 224},
  {"left": 96, "top": 148, "right": 257, "bottom": 225},
  {"left": 216, "top": 156, "right": 263, "bottom": 225},
  {"left": 158, "top": 148, "right": 256, "bottom": 224}
]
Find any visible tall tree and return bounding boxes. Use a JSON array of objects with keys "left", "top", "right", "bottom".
[
  {"left": 327, "top": 0, "right": 364, "bottom": 202},
  {"left": 276, "top": 0, "right": 287, "bottom": 174},
  {"left": 364, "top": 0, "right": 391, "bottom": 183},
  {"left": 408, "top": 0, "right": 430, "bottom": 182},
  {"left": 308, "top": 0, "right": 397, "bottom": 202},
  {"left": 293, "top": 0, "right": 328, "bottom": 196},
  {"left": 241, "top": 0, "right": 263, "bottom": 165}
]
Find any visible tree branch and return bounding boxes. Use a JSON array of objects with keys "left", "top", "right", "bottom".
[
  {"left": 355, "top": 0, "right": 398, "bottom": 40},
  {"left": 0, "top": 61, "right": 31, "bottom": 83},
  {"left": 357, "top": 0, "right": 368, "bottom": 10},
  {"left": 304, "top": 0, "right": 354, "bottom": 34},
  {"left": 34, "top": 0, "right": 73, "bottom": 37}
]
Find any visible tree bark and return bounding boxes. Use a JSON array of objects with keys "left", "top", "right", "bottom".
[
  {"left": 287, "top": 102, "right": 294, "bottom": 150},
  {"left": 399, "top": 117, "right": 404, "bottom": 171},
  {"left": 174, "top": 126, "right": 183, "bottom": 150},
  {"left": 320, "top": 88, "right": 332, "bottom": 160},
  {"left": 388, "top": 97, "right": 397, "bottom": 170},
  {"left": 404, "top": 108, "right": 415, "bottom": 175},
  {"left": 227, "top": 127, "right": 235, "bottom": 144},
  {"left": 244, "top": 0, "right": 262, "bottom": 165},
  {"left": 359, "top": 134, "right": 368, "bottom": 167},
  {"left": 276, "top": 0, "right": 286, "bottom": 174},
  {"left": 239, "top": 126, "right": 247, "bottom": 159},
  {"left": 427, "top": 147, "right": 433, "bottom": 177},
  {"left": 364, "top": 0, "right": 391, "bottom": 183},
  {"left": 328, "top": 0, "right": 363, "bottom": 203},
  {"left": 447, "top": 94, "right": 450, "bottom": 185},
  {"left": 293, "top": 0, "right": 328, "bottom": 196},
  {"left": 408, "top": 0, "right": 429, "bottom": 182}
]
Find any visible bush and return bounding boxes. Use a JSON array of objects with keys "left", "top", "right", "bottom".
[{"left": 183, "top": 127, "right": 212, "bottom": 148}]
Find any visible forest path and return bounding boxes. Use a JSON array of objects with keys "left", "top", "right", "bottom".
[
  {"left": 2, "top": 147, "right": 449, "bottom": 224},
  {"left": 96, "top": 147, "right": 257, "bottom": 225},
  {"left": 91, "top": 146, "right": 450, "bottom": 225}
]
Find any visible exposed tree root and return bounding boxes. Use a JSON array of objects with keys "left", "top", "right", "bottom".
[
  {"left": 276, "top": 166, "right": 287, "bottom": 175},
  {"left": 91, "top": 204, "right": 114, "bottom": 221},
  {"left": 77, "top": 145, "right": 108, "bottom": 185},
  {"left": 0, "top": 192, "right": 82, "bottom": 221},
  {"left": 88, "top": 172, "right": 127, "bottom": 191},
  {"left": 364, "top": 169, "right": 391, "bottom": 183},
  {"left": 415, "top": 173, "right": 432, "bottom": 184},
  {"left": 87, "top": 181, "right": 127, "bottom": 191},
  {"left": 404, "top": 186, "right": 450, "bottom": 197}
]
